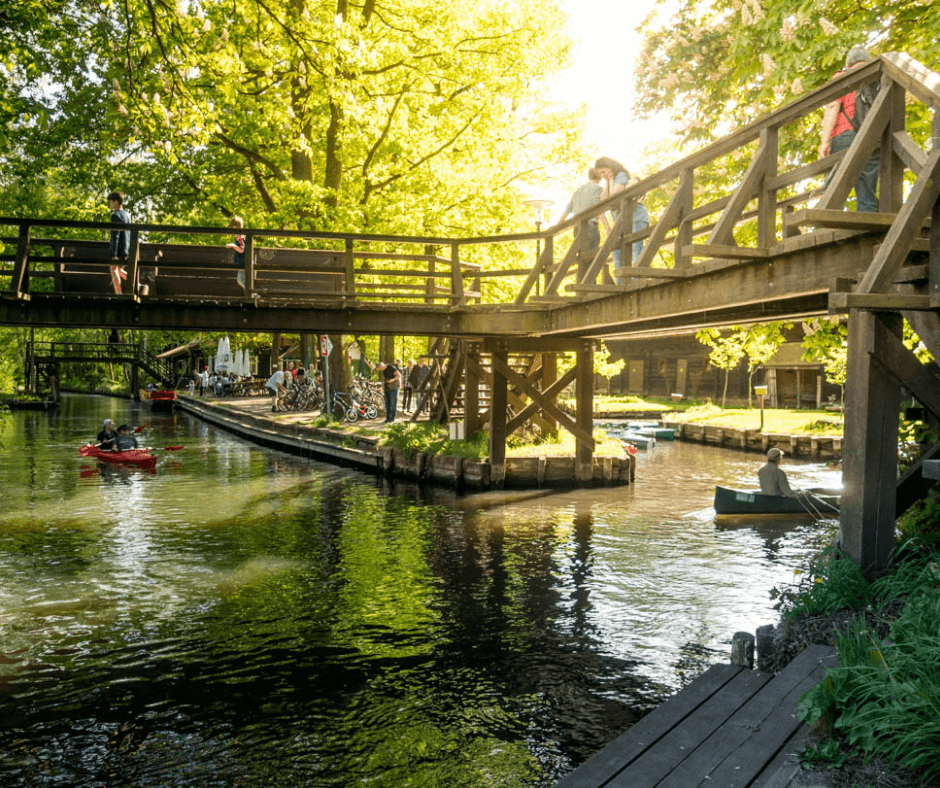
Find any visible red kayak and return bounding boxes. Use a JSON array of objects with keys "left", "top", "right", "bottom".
[{"left": 79, "top": 444, "right": 158, "bottom": 469}]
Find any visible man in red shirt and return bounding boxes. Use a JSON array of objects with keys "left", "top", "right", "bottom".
[{"left": 818, "top": 46, "right": 879, "bottom": 212}]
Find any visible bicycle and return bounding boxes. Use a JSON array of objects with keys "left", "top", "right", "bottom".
[{"left": 332, "top": 391, "right": 378, "bottom": 422}]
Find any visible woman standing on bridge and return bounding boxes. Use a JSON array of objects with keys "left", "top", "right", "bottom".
[{"left": 594, "top": 157, "right": 649, "bottom": 281}]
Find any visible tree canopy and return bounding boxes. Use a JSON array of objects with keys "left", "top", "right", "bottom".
[
  {"left": 1, "top": 0, "right": 584, "bottom": 235},
  {"left": 634, "top": 0, "right": 940, "bottom": 152}
]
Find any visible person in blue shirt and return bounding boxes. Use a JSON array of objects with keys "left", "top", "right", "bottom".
[
  {"left": 107, "top": 191, "right": 131, "bottom": 294},
  {"left": 113, "top": 424, "right": 139, "bottom": 451},
  {"left": 594, "top": 157, "right": 650, "bottom": 283}
]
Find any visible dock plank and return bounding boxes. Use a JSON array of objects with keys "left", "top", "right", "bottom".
[
  {"left": 555, "top": 663, "right": 744, "bottom": 788},
  {"left": 605, "top": 668, "right": 772, "bottom": 787},
  {"left": 657, "top": 645, "right": 836, "bottom": 788},
  {"left": 554, "top": 644, "right": 838, "bottom": 788}
]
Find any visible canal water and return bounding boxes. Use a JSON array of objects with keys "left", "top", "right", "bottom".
[{"left": 0, "top": 395, "right": 840, "bottom": 787}]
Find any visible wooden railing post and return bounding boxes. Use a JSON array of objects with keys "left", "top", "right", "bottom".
[
  {"left": 244, "top": 233, "right": 255, "bottom": 294},
  {"left": 488, "top": 342, "right": 509, "bottom": 489},
  {"left": 127, "top": 229, "right": 141, "bottom": 296},
  {"left": 757, "top": 127, "right": 778, "bottom": 248},
  {"left": 9, "top": 222, "right": 31, "bottom": 298},
  {"left": 575, "top": 341, "right": 594, "bottom": 485},
  {"left": 451, "top": 242, "right": 465, "bottom": 305},
  {"left": 674, "top": 169, "right": 694, "bottom": 269},
  {"left": 932, "top": 113, "right": 940, "bottom": 302},
  {"left": 879, "top": 77, "right": 907, "bottom": 213},
  {"left": 344, "top": 237, "right": 355, "bottom": 298}
]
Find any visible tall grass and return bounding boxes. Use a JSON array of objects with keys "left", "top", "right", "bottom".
[{"left": 798, "top": 543, "right": 940, "bottom": 772}]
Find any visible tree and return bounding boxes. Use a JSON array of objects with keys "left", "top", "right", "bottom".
[
  {"left": 635, "top": 0, "right": 940, "bottom": 155},
  {"left": 2, "top": 0, "right": 584, "bottom": 243},
  {"left": 801, "top": 318, "right": 847, "bottom": 409},
  {"left": 741, "top": 321, "right": 791, "bottom": 407},
  {"left": 696, "top": 326, "right": 746, "bottom": 407}
]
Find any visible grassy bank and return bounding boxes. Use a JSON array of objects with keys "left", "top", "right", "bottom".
[
  {"left": 666, "top": 403, "right": 844, "bottom": 436},
  {"left": 776, "top": 511, "right": 940, "bottom": 785}
]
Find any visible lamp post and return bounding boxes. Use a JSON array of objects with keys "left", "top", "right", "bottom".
[
  {"left": 524, "top": 198, "right": 553, "bottom": 296},
  {"left": 754, "top": 384, "right": 768, "bottom": 432}
]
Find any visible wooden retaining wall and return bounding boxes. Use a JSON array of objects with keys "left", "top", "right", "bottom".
[
  {"left": 177, "top": 397, "right": 635, "bottom": 489},
  {"left": 666, "top": 421, "right": 843, "bottom": 460}
]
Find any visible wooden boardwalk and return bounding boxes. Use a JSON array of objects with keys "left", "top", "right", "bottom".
[{"left": 556, "top": 644, "right": 837, "bottom": 788}]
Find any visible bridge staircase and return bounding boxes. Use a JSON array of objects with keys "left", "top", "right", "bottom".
[{"left": 26, "top": 341, "right": 178, "bottom": 397}]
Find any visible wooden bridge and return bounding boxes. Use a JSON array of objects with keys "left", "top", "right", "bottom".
[{"left": 3, "top": 51, "right": 939, "bottom": 575}]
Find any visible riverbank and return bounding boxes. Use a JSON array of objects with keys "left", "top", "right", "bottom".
[
  {"left": 175, "top": 395, "right": 636, "bottom": 489},
  {"left": 731, "top": 538, "right": 940, "bottom": 788}
]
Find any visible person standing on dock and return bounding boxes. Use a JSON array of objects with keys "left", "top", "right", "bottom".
[
  {"left": 266, "top": 368, "right": 290, "bottom": 412},
  {"left": 377, "top": 361, "right": 401, "bottom": 424},
  {"left": 758, "top": 448, "right": 796, "bottom": 497},
  {"left": 401, "top": 359, "right": 415, "bottom": 413}
]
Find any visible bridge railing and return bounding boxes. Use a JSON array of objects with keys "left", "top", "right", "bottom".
[
  {"left": 2, "top": 53, "right": 937, "bottom": 315},
  {"left": 518, "top": 52, "right": 940, "bottom": 309},
  {"left": 0, "top": 220, "right": 520, "bottom": 306}
]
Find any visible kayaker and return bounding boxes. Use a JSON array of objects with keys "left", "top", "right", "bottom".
[
  {"left": 112, "top": 424, "right": 139, "bottom": 451},
  {"left": 96, "top": 419, "right": 118, "bottom": 450},
  {"left": 758, "top": 448, "right": 795, "bottom": 498}
]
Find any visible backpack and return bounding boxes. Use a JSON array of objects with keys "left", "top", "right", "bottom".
[{"left": 841, "top": 81, "right": 880, "bottom": 131}]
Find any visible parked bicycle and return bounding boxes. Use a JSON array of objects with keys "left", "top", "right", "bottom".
[{"left": 331, "top": 391, "right": 378, "bottom": 422}]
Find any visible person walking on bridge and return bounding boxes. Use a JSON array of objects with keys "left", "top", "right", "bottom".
[
  {"left": 818, "top": 46, "right": 880, "bottom": 213},
  {"left": 557, "top": 168, "right": 603, "bottom": 252},
  {"left": 107, "top": 191, "right": 131, "bottom": 294}
]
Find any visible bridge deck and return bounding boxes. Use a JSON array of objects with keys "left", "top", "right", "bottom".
[{"left": 556, "top": 644, "right": 837, "bottom": 788}]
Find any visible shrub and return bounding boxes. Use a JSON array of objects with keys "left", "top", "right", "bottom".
[{"left": 784, "top": 549, "right": 872, "bottom": 622}]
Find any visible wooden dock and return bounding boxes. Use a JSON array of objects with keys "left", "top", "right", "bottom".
[{"left": 556, "top": 644, "right": 837, "bottom": 788}]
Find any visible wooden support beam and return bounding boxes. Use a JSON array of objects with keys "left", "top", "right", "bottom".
[
  {"left": 541, "top": 353, "right": 558, "bottom": 434},
  {"left": 857, "top": 145, "right": 940, "bottom": 294},
  {"left": 8, "top": 222, "right": 31, "bottom": 299},
  {"left": 244, "top": 234, "right": 255, "bottom": 292},
  {"left": 575, "top": 344, "right": 594, "bottom": 484},
  {"left": 932, "top": 113, "right": 940, "bottom": 302},
  {"left": 488, "top": 344, "right": 509, "bottom": 489},
  {"left": 758, "top": 126, "right": 779, "bottom": 248},
  {"left": 828, "top": 292, "right": 932, "bottom": 311},
  {"left": 634, "top": 182, "right": 685, "bottom": 270},
  {"left": 870, "top": 317, "right": 940, "bottom": 420},
  {"left": 450, "top": 242, "right": 464, "bottom": 305},
  {"left": 490, "top": 352, "right": 594, "bottom": 449},
  {"left": 514, "top": 233, "right": 557, "bottom": 303},
  {"left": 673, "top": 168, "right": 694, "bottom": 269},
  {"left": 344, "top": 238, "right": 355, "bottom": 297},
  {"left": 891, "top": 130, "right": 927, "bottom": 172},
  {"left": 606, "top": 268, "right": 690, "bottom": 280},
  {"left": 787, "top": 208, "right": 901, "bottom": 231},
  {"left": 464, "top": 343, "right": 482, "bottom": 437},
  {"left": 840, "top": 311, "right": 901, "bottom": 576},
  {"left": 127, "top": 230, "right": 141, "bottom": 296},
  {"left": 504, "top": 365, "right": 577, "bottom": 435},
  {"left": 897, "top": 443, "right": 940, "bottom": 517},
  {"left": 682, "top": 244, "right": 769, "bottom": 260},
  {"left": 880, "top": 76, "right": 907, "bottom": 213}
]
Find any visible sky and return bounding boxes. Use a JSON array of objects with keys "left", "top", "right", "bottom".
[{"left": 539, "top": 0, "right": 673, "bottom": 216}]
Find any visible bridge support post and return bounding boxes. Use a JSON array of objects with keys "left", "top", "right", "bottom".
[
  {"left": 840, "top": 310, "right": 901, "bottom": 576},
  {"left": 464, "top": 342, "right": 482, "bottom": 437},
  {"left": 489, "top": 342, "right": 508, "bottom": 489},
  {"left": 575, "top": 341, "right": 594, "bottom": 485}
]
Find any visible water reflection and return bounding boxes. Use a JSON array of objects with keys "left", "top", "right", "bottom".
[{"left": 0, "top": 397, "right": 839, "bottom": 786}]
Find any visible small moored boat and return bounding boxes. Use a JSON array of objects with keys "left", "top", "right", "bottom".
[
  {"left": 79, "top": 444, "right": 158, "bottom": 469},
  {"left": 140, "top": 388, "right": 177, "bottom": 412},
  {"left": 714, "top": 485, "right": 840, "bottom": 516}
]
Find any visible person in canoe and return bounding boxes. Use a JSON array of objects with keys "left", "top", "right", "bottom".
[
  {"left": 96, "top": 419, "right": 118, "bottom": 450},
  {"left": 112, "top": 424, "right": 139, "bottom": 451},
  {"left": 758, "top": 447, "right": 795, "bottom": 497}
]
